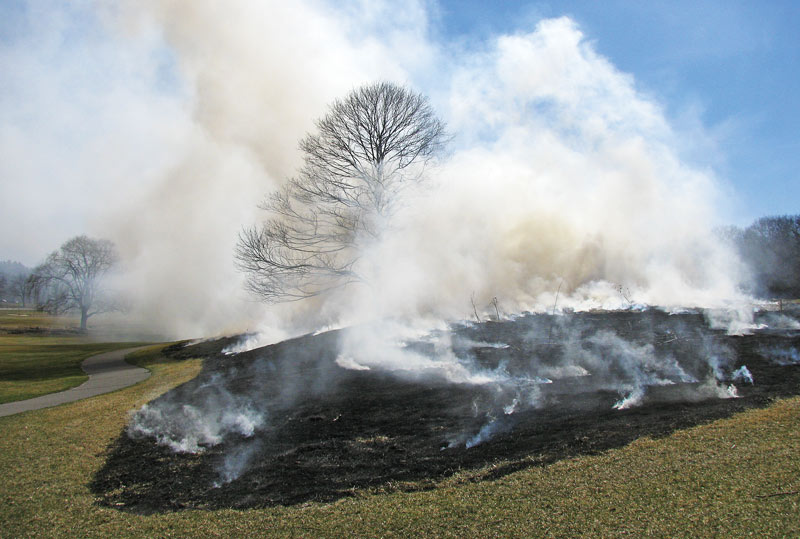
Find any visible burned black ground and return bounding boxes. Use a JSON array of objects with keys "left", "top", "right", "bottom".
[{"left": 91, "top": 309, "right": 800, "bottom": 513}]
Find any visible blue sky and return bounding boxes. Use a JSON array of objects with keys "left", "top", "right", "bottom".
[{"left": 435, "top": 0, "right": 800, "bottom": 222}]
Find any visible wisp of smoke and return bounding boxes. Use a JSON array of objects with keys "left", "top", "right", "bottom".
[
  {"left": 333, "top": 310, "right": 744, "bottom": 448},
  {"left": 732, "top": 365, "right": 754, "bottom": 385},
  {"left": 129, "top": 372, "right": 264, "bottom": 453},
  {"left": 213, "top": 439, "right": 263, "bottom": 487},
  {"left": 758, "top": 346, "right": 800, "bottom": 366}
]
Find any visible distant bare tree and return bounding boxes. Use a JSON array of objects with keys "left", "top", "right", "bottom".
[
  {"left": 25, "top": 270, "right": 49, "bottom": 309},
  {"left": 10, "top": 274, "right": 29, "bottom": 307},
  {"left": 237, "top": 82, "right": 447, "bottom": 301},
  {"left": 32, "top": 236, "right": 119, "bottom": 330},
  {"left": 0, "top": 261, "right": 30, "bottom": 304},
  {"left": 730, "top": 215, "right": 800, "bottom": 298}
]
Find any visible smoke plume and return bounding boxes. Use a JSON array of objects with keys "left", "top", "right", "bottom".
[
  {"left": 345, "top": 17, "right": 747, "bottom": 325},
  {"left": 3, "top": 2, "right": 749, "bottom": 339}
]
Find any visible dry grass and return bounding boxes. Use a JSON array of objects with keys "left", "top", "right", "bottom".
[
  {"left": 0, "top": 309, "right": 77, "bottom": 331},
  {"left": 1, "top": 342, "right": 798, "bottom": 537}
]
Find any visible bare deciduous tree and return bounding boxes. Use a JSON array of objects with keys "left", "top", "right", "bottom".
[
  {"left": 10, "top": 274, "right": 29, "bottom": 307},
  {"left": 25, "top": 270, "right": 50, "bottom": 309},
  {"left": 728, "top": 214, "right": 800, "bottom": 298},
  {"left": 32, "top": 235, "right": 119, "bottom": 331},
  {"left": 237, "top": 82, "right": 447, "bottom": 301}
]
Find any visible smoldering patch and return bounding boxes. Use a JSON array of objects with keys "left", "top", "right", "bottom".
[
  {"left": 128, "top": 374, "right": 265, "bottom": 454},
  {"left": 758, "top": 345, "right": 800, "bottom": 366},
  {"left": 92, "top": 309, "right": 800, "bottom": 512}
]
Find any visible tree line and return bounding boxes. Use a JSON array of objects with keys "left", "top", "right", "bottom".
[
  {"left": 0, "top": 261, "right": 30, "bottom": 307},
  {"left": 724, "top": 215, "right": 800, "bottom": 299}
]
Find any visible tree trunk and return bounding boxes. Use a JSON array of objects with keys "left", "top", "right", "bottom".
[{"left": 80, "top": 308, "right": 89, "bottom": 332}]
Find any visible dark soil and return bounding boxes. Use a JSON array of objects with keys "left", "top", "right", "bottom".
[{"left": 91, "top": 308, "right": 800, "bottom": 513}]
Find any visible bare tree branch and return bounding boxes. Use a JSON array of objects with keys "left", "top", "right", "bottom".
[
  {"left": 237, "top": 82, "right": 446, "bottom": 302},
  {"left": 29, "top": 236, "right": 119, "bottom": 330}
]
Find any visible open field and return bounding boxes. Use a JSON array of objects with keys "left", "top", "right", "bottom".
[
  {"left": 1, "top": 339, "right": 799, "bottom": 537},
  {"left": 0, "top": 310, "right": 147, "bottom": 404},
  {"left": 0, "top": 336, "right": 142, "bottom": 403},
  {"left": 0, "top": 309, "right": 150, "bottom": 403},
  {"left": 0, "top": 308, "right": 78, "bottom": 331}
]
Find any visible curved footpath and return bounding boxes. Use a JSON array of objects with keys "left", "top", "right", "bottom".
[{"left": 0, "top": 346, "right": 151, "bottom": 418}]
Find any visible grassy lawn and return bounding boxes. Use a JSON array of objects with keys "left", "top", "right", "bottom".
[
  {"left": 0, "top": 343, "right": 798, "bottom": 537},
  {"left": 0, "top": 308, "right": 77, "bottom": 330},
  {"left": 0, "top": 310, "right": 147, "bottom": 403}
]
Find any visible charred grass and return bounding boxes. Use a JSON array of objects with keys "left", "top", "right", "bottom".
[
  {"left": 1, "top": 343, "right": 798, "bottom": 537},
  {"left": 91, "top": 311, "right": 800, "bottom": 514}
]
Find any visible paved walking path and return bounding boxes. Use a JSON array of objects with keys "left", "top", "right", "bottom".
[{"left": 0, "top": 346, "right": 151, "bottom": 417}]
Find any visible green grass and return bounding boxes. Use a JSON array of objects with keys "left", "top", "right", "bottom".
[
  {"left": 0, "top": 310, "right": 148, "bottom": 404},
  {"left": 0, "top": 336, "right": 143, "bottom": 403},
  {"left": 0, "top": 343, "right": 798, "bottom": 538}
]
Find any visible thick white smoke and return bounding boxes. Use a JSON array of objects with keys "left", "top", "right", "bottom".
[
  {"left": 345, "top": 18, "right": 748, "bottom": 325},
  {"left": 100, "top": 0, "right": 440, "bottom": 338},
  {"left": 3, "top": 2, "right": 748, "bottom": 338}
]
